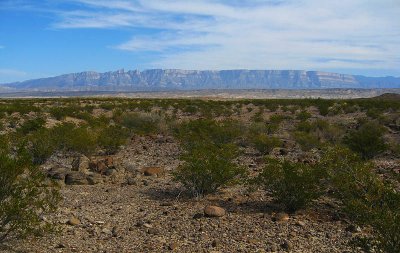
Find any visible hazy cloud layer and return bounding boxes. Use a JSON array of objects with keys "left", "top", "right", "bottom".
[{"left": 2, "top": 0, "right": 400, "bottom": 74}]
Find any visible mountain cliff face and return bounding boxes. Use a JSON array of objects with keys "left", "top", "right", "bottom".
[{"left": 2, "top": 69, "right": 399, "bottom": 91}]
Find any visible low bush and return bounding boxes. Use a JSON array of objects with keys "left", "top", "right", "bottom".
[
  {"left": 174, "top": 119, "right": 242, "bottom": 148},
  {"left": 0, "top": 149, "right": 59, "bottom": 242},
  {"left": 256, "top": 158, "right": 324, "bottom": 212},
  {"left": 296, "top": 110, "right": 312, "bottom": 121},
  {"left": 29, "top": 129, "right": 57, "bottom": 165},
  {"left": 251, "top": 134, "right": 282, "bottom": 154},
  {"left": 120, "top": 112, "right": 161, "bottom": 135},
  {"left": 320, "top": 147, "right": 400, "bottom": 252},
  {"left": 343, "top": 121, "right": 387, "bottom": 159},
  {"left": 17, "top": 117, "right": 46, "bottom": 134},
  {"left": 173, "top": 143, "right": 245, "bottom": 197},
  {"left": 293, "top": 131, "right": 321, "bottom": 151},
  {"left": 97, "top": 126, "right": 130, "bottom": 154}
]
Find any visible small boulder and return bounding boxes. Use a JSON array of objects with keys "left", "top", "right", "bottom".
[
  {"left": 273, "top": 212, "right": 289, "bottom": 223},
  {"left": 89, "top": 160, "right": 108, "bottom": 174},
  {"left": 65, "top": 172, "right": 88, "bottom": 185},
  {"left": 47, "top": 167, "right": 68, "bottom": 181},
  {"left": 141, "top": 167, "right": 165, "bottom": 177},
  {"left": 71, "top": 155, "right": 90, "bottom": 172},
  {"left": 204, "top": 205, "right": 226, "bottom": 217}
]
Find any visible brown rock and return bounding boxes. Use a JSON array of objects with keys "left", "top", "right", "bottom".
[
  {"left": 204, "top": 205, "right": 226, "bottom": 217},
  {"left": 141, "top": 167, "right": 165, "bottom": 176},
  {"left": 273, "top": 212, "right": 289, "bottom": 223},
  {"left": 104, "top": 156, "right": 114, "bottom": 167},
  {"left": 67, "top": 217, "right": 80, "bottom": 226},
  {"left": 93, "top": 161, "right": 108, "bottom": 174},
  {"left": 168, "top": 242, "right": 178, "bottom": 250}
]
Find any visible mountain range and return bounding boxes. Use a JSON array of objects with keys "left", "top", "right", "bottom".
[{"left": 1, "top": 69, "right": 399, "bottom": 92}]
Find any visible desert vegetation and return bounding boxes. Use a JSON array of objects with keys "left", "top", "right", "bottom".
[{"left": 0, "top": 95, "right": 399, "bottom": 252}]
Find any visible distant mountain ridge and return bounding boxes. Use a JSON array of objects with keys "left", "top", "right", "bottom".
[{"left": 1, "top": 69, "right": 399, "bottom": 91}]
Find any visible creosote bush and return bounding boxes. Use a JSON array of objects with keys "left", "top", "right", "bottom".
[
  {"left": 0, "top": 147, "right": 59, "bottom": 242},
  {"left": 251, "top": 134, "right": 282, "bottom": 154},
  {"left": 97, "top": 126, "right": 130, "bottom": 154},
  {"left": 173, "top": 142, "right": 245, "bottom": 197},
  {"left": 343, "top": 121, "right": 387, "bottom": 159},
  {"left": 173, "top": 119, "right": 242, "bottom": 148},
  {"left": 119, "top": 112, "right": 161, "bottom": 135},
  {"left": 256, "top": 158, "right": 324, "bottom": 212},
  {"left": 321, "top": 146, "right": 400, "bottom": 253}
]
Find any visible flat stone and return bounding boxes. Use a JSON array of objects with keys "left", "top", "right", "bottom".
[{"left": 204, "top": 205, "right": 226, "bottom": 217}]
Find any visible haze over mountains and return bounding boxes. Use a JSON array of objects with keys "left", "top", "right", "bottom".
[{"left": 1, "top": 69, "right": 399, "bottom": 92}]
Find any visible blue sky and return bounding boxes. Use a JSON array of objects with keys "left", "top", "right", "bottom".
[{"left": 0, "top": 0, "right": 399, "bottom": 83}]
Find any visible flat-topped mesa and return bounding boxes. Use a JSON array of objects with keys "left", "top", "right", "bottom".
[{"left": 1, "top": 69, "right": 399, "bottom": 91}]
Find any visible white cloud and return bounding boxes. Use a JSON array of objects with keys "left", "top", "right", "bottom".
[
  {"left": 36, "top": 1, "right": 400, "bottom": 73},
  {"left": 0, "top": 69, "right": 27, "bottom": 76}
]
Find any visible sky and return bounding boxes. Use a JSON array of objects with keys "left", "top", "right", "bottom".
[{"left": 0, "top": 0, "right": 399, "bottom": 83}]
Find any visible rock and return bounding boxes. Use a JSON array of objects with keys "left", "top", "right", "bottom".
[
  {"left": 55, "top": 243, "right": 66, "bottom": 249},
  {"left": 65, "top": 172, "right": 88, "bottom": 185},
  {"left": 102, "top": 228, "right": 113, "bottom": 236},
  {"left": 295, "top": 220, "right": 306, "bottom": 227},
  {"left": 281, "top": 240, "right": 292, "bottom": 251},
  {"left": 126, "top": 177, "right": 137, "bottom": 185},
  {"left": 204, "top": 205, "right": 226, "bottom": 217},
  {"left": 193, "top": 213, "right": 203, "bottom": 219},
  {"left": 104, "top": 156, "right": 114, "bottom": 166},
  {"left": 89, "top": 160, "right": 107, "bottom": 174},
  {"left": 273, "top": 212, "right": 289, "bottom": 223},
  {"left": 71, "top": 155, "right": 90, "bottom": 172},
  {"left": 211, "top": 239, "right": 220, "bottom": 247},
  {"left": 67, "top": 217, "right": 80, "bottom": 226},
  {"left": 346, "top": 224, "right": 362, "bottom": 233},
  {"left": 141, "top": 167, "right": 165, "bottom": 176},
  {"left": 168, "top": 242, "right": 178, "bottom": 250},
  {"left": 112, "top": 226, "right": 121, "bottom": 237},
  {"left": 147, "top": 228, "right": 159, "bottom": 235},
  {"left": 87, "top": 174, "right": 103, "bottom": 185},
  {"left": 47, "top": 167, "right": 68, "bottom": 181},
  {"left": 105, "top": 168, "right": 117, "bottom": 176}
]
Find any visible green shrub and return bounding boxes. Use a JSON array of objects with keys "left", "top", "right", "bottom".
[
  {"left": 173, "top": 143, "right": 245, "bottom": 197},
  {"left": 251, "top": 134, "right": 282, "bottom": 154},
  {"left": 256, "top": 158, "right": 323, "bottom": 212},
  {"left": 343, "top": 121, "right": 387, "bottom": 159},
  {"left": 296, "top": 119, "right": 342, "bottom": 145},
  {"left": 18, "top": 117, "right": 46, "bottom": 134},
  {"left": 120, "top": 112, "right": 161, "bottom": 135},
  {"left": 0, "top": 149, "right": 59, "bottom": 242},
  {"left": 97, "top": 126, "right": 130, "bottom": 154},
  {"left": 320, "top": 147, "right": 400, "bottom": 252},
  {"left": 29, "top": 129, "right": 57, "bottom": 165},
  {"left": 174, "top": 119, "right": 242, "bottom": 148},
  {"left": 296, "top": 110, "right": 312, "bottom": 121},
  {"left": 64, "top": 126, "right": 97, "bottom": 155},
  {"left": 29, "top": 123, "right": 97, "bottom": 164},
  {"left": 293, "top": 131, "right": 321, "bottom": 151}
]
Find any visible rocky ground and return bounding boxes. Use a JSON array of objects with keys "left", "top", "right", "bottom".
[{"left": 0, "top": 135, "right": 372, "bottom": 253}]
